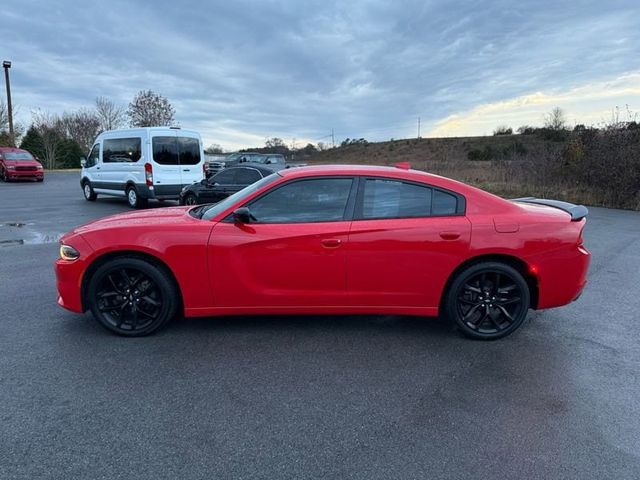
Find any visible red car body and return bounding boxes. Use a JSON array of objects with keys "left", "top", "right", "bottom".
[
  {"left": 0, "top": 147, "right": 45, "bottom": 181},
  {"left": 55, "top": 165, "right": 590, "bottom": 336}
]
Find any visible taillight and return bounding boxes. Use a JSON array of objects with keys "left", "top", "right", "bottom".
[{"left": 145, "top": 163, "right": 153, "bottom": 186}]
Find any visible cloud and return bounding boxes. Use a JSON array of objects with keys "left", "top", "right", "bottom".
[
  {"left": 2, "top": 0, "right": 640, "bottom": 149},
  {"left": 429, "top": 72, "right": 640, "bottom": 136}
]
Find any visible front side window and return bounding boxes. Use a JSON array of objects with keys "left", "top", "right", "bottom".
[
  {"left": 103, "top": 138, "right": 141, "bottom": 163},
  {"left": 87, "top": 144, "right": 100, "bottom": 167},
  {"left": 249, "top": 178, "right": 353, "bottom": 223},
  {"left": 211, "top": 169, "right": 236, "bottom": 185},
  {"left": 362, "top": 179, "right": 432, "bottom": 219}
]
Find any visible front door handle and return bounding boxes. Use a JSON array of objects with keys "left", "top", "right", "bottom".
[
  {"left": 321, "top": 239, "right": 342, "bottom": 248},
  {"left": 439, "top": 231, "right": 460, "bottom": 240}
]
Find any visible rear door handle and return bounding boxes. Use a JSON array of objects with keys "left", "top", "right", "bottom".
[
  {"left": 321, "top": 239, "right": 342, "bottom": 248},
  {"left": 439, "top": 231, "right": 460, "bottom": 240}
]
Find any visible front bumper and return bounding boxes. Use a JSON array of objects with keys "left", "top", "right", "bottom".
[
  {"left": 54, "top": 236, "right": 93, "bottom": 314},
  {"left": 6, "top": 169, "right": 44, "bottom": 179}
]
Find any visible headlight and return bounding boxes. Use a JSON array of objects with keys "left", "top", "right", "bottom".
[
  {"left": 6, "top": 165, "right": 15, "bottom": 170},
  {"left": 181, "top": 186, "right": 189, "bottom": 193},
  {"left": 59, "top": 244, "right": 80, "bottom": 261},
  {"left": 37, "top": 165, "right": 43, "bottom": 170}
]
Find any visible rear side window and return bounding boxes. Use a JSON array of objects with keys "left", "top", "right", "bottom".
[
  {"left": 211, "top": 169, "right": 236, "bottom": 184},
  {"left": 249, "top": 178, "right": 353, "bottom": 223},
  {"left": 235, "top": 168, "right": 262, "bottom": 184},
  {"left": 153, "top": 136, "right": 201, "bottom": 165},
  {"left": 432, "top": 190, "right": 458, "bottom": 216},
  {"left": 103, "top": 138, "right": 141, "bottom": 163},
  {"left": 362, "top": 179, "right": 432, "bottom": 219}
]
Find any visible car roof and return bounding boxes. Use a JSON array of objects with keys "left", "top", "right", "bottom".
[
  {"left": 218, "top": 164, "right": 277, "bottom": 175},
  {"left": 0, "top": 147, "right": 30, "bottom": 153}
]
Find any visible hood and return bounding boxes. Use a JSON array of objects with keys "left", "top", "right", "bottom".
[{"left": 71, "top": 206, "right": 195, "bottom": 235}]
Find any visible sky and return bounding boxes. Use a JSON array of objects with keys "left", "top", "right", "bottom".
[{"left": 2, "top": 0, "right": 640, "bottom": 150}]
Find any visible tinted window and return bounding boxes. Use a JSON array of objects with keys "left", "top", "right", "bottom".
[
  {"left": 250, "top": 178, "right": 353, "bottom": 223},
  {"left": 153, "top": 136, "right": 179, "bottom": 165},
  {"left": 432, "top": 189, "right": 458, "bottom": 215},
  {"left": 211, "top": 169, "right": 236, "bottom": 184},
  {"left": 87, "top": 144, "right": 100, "bottom": 167},
  {"left": 235, "top": 168, "right": 262, "bottom": 184},
  {"left": 362, "top": 179, "right": 432, "bottom": 219},
  {"left": 103, "top": 138, "right": 141, "bottom": 163},
  {"left": 178, "top": 137, "right": 201, "bottom": 165}
]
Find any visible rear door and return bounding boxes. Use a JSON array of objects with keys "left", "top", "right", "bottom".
[
  {"left": 347, "top": 177, "right": 471, "bottom": 308},
  {"left": 177, "top": 135, "right": 203, "bottom": 185},
  {"left": 150, "top": 132, "right": 182, "bottom": 192}
]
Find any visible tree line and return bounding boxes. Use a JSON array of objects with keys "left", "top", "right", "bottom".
[{"left": 0, "top": 90, "right": 176, "bottom": 169}]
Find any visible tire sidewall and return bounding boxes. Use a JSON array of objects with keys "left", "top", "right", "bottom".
[
  {"left": 446, "top": 262, "right": 530, "bottom": 340},
  {"left": 87, "top": 257, "right": 177, "bottom": 337}
]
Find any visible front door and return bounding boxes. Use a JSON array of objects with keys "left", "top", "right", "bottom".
[{"left": 208, "top": 177, "right": 356, "bottom": 308}]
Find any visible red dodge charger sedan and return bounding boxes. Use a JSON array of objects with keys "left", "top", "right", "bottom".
[{"left": 55, "top": 164, "right": 590, "bottom": 339}]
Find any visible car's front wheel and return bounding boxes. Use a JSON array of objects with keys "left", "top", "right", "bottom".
[
  {"left": 83, "top": 180, "right": 97, "bottom": 201},
  {"left": 86, "top": 257, "right": 179, "bottom": 336},
  {"left": 445, "top": 262, "right": 530, "bottom": 340},
  {"left": 183, "top": 193, "right": 198, "bottom": 206}
]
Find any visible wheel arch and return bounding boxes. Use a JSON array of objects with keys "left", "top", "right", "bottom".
[
  {"left": 80, "top": 250, "right": 184, "bottom": 315},
  {"left": 440, "top": 253, "right": 539, "bottom": 313}
]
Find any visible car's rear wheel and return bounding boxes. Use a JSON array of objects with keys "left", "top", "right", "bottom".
[
  {"left": 183, "top": 193, "right": 198, "bottom": 206},
  {"left": 126, "top": 185, "right": 147, "bottom": 209},
  {"left": 83, "top": 181, "right": 97, "bottom": 201},
  {"left": 445, "top": 262, "right": 530, "bottom": 340},
  {"left": 86, "top": 257, "right": 178, "bottom": 336}
]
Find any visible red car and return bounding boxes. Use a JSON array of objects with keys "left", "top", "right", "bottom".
[
  {"left": 0, "top": 147, "right": 45, "bottom": 182},
  {"left": 55, "top": 164, "right": 590, "bottom": 339}
]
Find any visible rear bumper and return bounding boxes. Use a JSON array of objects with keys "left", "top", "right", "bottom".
[{"left": 530, "top": 244, "right": 591, "bottom": 309}]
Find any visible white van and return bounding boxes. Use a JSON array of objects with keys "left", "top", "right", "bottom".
[{"left": 80, "top": 127, "right": 205, "bottom": 208}]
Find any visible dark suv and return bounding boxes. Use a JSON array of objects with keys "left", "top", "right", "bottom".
[{"left": 205, "top": 152, "right": 285, "bottom": 176}]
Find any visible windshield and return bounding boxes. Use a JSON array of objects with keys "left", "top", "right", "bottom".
[
  {"left": 200, "top": 172, "right": 280, "bottom": 220},
  {"left": 4, "top": 152, "right": 35, "bottom": 161}
]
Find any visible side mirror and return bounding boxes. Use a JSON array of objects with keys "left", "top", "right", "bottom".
[
  {"left": 233, "top": 207, "right": 255, "bottom": 224},
  {"left": 265, "top": 159, "right": 273, "bottom": 164},
  {"left": 80, "top": 157, "right": 87, "bottom": 167}
]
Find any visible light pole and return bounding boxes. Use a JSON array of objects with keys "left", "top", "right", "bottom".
[{"left": 3, "top": 60, "right": 14, "bottom": 146}]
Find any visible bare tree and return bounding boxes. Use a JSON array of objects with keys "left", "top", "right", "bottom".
[
  {"left": 544, "top": 107, "right": 567, "bottom": 130},
  {"left": 61, "top": 108, "right": 101, "bottom": 153},
  {"left": 95, "top": 96, "right": 126, "bottom": 132},
  {"left": 205, "top": 143, "right": 224, "bottom": 154},
  {"left": 32, "top": 110, "right": 65, "bottom": 169},
  {"left": 127, "top": 90, "right": 176, "bottom": 127}
]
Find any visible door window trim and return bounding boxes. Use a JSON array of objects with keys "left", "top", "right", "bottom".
[
  {"left": 223, "top": 175, "right": 359, "bottom": 224},
  {"left": 353, "top": 176, "right": 466, "bottom": 221}
]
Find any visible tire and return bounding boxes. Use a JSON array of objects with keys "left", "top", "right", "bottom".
[
  {"left": 2, "top": 169, "right": 9, "bottom": 182},
  {"left": 126, "top": 185, "right": 148, "bottom": 209},
  {"left": 37, "top": 178, "right": 44, "bottom": 183},
  {"left": 183, "top": 193, "right": 198, "bottom": 206},
  {"left": 82, "top": 180, "right": 97, "bottom": 201},
  {"left": 444, "top": 261, "right": 530, "bottom": 340},
  {"left": 86, "top": 257, "right": 179, "bottom": 336}
]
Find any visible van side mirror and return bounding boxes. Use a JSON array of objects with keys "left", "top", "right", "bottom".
[
  {"left": 233, "top": 207, "right": 255, "bottom": 224},
  {"left": 80, "top": 157, "right": 87, "bottom": 167}
]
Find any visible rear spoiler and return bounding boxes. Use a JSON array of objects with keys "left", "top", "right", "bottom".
[{"left": 512, "top": 197, "right": 588, "bottom": 221}]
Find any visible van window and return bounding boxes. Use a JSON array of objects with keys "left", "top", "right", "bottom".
[
  {"left": 103, "top": 138, "right": 141, "bottom": 163},
  {"left": 152, "top": 136, "right": 201, "bottom": 165},
  {"left": 178, "top": 137, "right": 201, "bottom": 165}
]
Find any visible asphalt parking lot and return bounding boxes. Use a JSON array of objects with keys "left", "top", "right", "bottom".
[{"left": 1, "top": 172, "right": 639, "bottom": 479}]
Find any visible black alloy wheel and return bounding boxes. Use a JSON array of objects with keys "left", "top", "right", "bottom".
[
  {"left": 87, "top": 257, "right": 178, "bottom": 336},
  {"left": 446, "top": 262, "right": 530, "bottom": 340}
]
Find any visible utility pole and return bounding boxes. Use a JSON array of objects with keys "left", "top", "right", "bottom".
[
  {"left": 417, "top": 117, "right": 421, "bottom": 139},
  {"left": 331, "top": 128, "right": 335, "bottom": 148},
  {"left": 3, "top": 60, "right": 14, "bottom": 146}
]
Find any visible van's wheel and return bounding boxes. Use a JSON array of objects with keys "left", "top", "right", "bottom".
[
  {"left": 445, "top": 262, "right": 530, "bottom": 340},
  {"left": 83, "top": 180, "right": 97, "bottom": 201},
  {"left": 126, "top": 185, "right": 148, "bottom": 209},
  {"left": 86, "top": 257, "right": 178, "bottom": 336}
]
